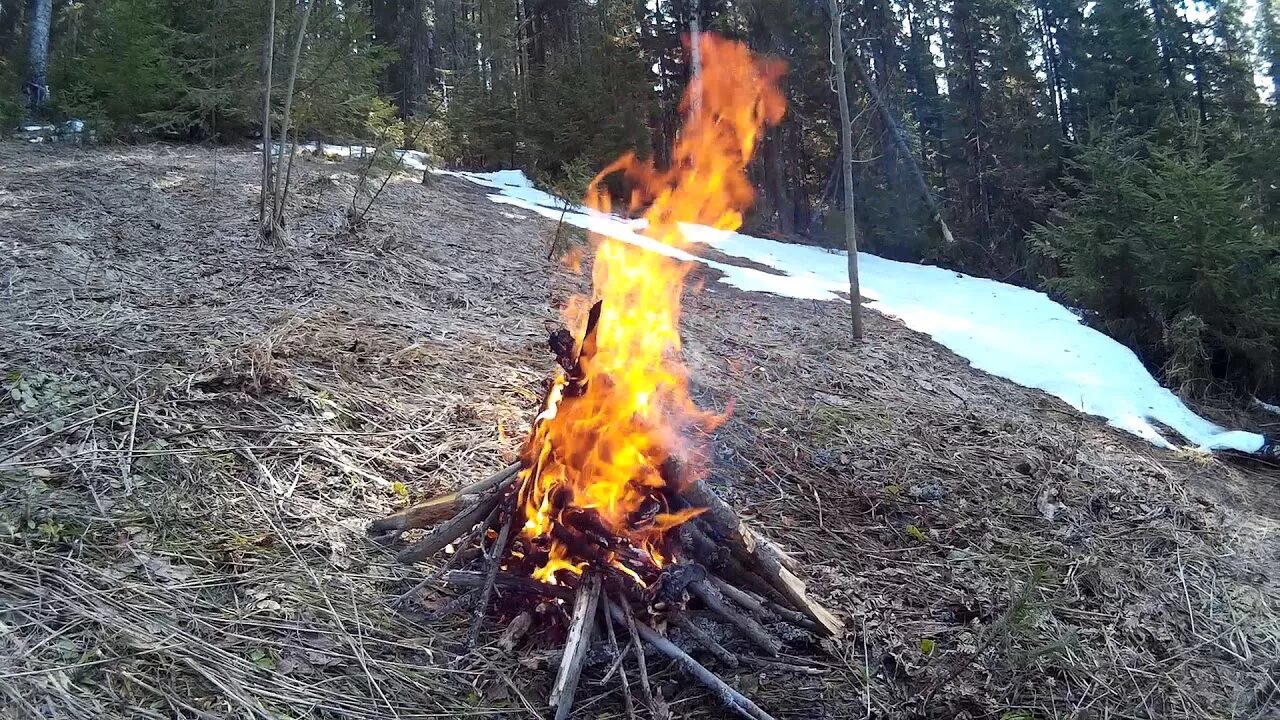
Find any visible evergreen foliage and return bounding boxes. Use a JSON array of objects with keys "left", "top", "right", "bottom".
[{"left": 1033, "top": 128, "right": 1280, "bottom": 397}]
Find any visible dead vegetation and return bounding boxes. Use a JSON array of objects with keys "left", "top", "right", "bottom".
[{"left": 1, "top": 142, "right": 1277, "bottom": 719}]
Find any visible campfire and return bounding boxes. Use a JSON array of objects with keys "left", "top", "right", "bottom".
[{"left": 371, "top": 36, "right": 842, "bottom": 720}]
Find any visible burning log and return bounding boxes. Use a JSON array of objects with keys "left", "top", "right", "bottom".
[{"left": 373, "top": 466, "right": 843, "bottom": 719}]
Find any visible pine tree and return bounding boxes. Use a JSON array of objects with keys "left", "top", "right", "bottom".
[
  {"left": 1076, "top": 0, "right": 1170, "bottom": 132},
  {"left": 1261, "top": 0, "right": 1280, "bottom": 102}
]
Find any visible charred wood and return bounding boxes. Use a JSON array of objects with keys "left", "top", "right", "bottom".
[
  {"left": 673, "top": 613, "right": 740, "bottom": 668},
  {"left": 443, "top": 570, "right": 574, "bottom": 602},
  {"left": 689, "top": 579, "right": 782, "bottom": 656},
  {"left": 605, "top": 597, "right": 778, "bottom": 720}
]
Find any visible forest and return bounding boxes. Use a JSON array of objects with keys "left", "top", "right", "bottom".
[{"left": 2, "top": 0, "right": 1279, "bottom": 402}]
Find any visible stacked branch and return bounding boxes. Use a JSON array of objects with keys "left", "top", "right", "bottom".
[
  {"left": 370, "top": 300, "right": 842, "bottom": 719},
  {"left": 371, "top": 461, "right": 843, "bottom": 720}
]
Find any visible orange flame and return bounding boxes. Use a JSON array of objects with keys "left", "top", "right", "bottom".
[{"left": 516, "top": 35, "right": 786, "bottom": 586}]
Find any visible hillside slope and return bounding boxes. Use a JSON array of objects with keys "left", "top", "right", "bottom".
[{"left": 1, "top": 143, "right": 1277, "bottom": 720}]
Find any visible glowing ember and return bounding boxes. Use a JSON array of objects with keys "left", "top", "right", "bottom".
[{"left": 514, "top": 35, "right": 787, "bottom": 587}]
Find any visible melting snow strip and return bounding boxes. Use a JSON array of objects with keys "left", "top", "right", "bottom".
[{"left": 435, "top": 168, "right": 1269, "bottom": 456}]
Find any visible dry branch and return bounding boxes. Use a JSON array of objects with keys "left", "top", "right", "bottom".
[
  {"left": 550, "top": 573, "right": 602, "bottom": 720},
  {"left": 395, "top": 492, "right": 502, "bottom": 564},
  {"left": 602, "top": 600, "right": 636, "bottom": 719},
  {"left": 467, "top": 507, "right": 514, "bottom": 649},
  {"left": 369, "top": 463, "right": 519, "bottom": 535},
  {"left": 683, "top": 484, "right": 843, "bottom": 638},
  {"left": 605, "top": 598, "right": 777, "bottom": 720}
]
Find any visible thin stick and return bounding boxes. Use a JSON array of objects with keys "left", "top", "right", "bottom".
[
  {"left": 602, "top": 600, "right": 636, "bottom": 719},
  {"left": 549, "top": 574, "right": 602, "bottom": 720},
  {"left": 370, "top": 464, "right": 519, "bottom": 535},
  {"left": 1176, "top": 547, "right": 1196, "bottom": 634},
  {"left": 605, "top": 598, "right": 778, "bottom": 720},
  {"left": 738, "top": 656, "right": 826, "bottom": 675},
  {"left": 709, "top": 575, "right": 767, "bottom": 617},
  {"left": 716, "top": 578, "right": 819, "bottom": 631},
  {"left": 466, "top": 507, "right": 513, "bottom": 649},
  {"left": 121, "top": 400, "right": 141, "bottom": 493},
  {"left": 618, "top": 594, "right": 657, "bottom": 714},
  {"left": 673, "top": 613, "right": 739, "bottom": 668}
]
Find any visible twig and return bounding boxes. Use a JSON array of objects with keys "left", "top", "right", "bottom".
[
  {"left": 121, "top": 400, "right": 141, "bottom": 494},
  {"left": 606, "top": 597, "right": 777, "bottom": 720},
  {"left": 602, "top": 600, "right": 636, "bottom": 719},
  {"left": 0, "top": 405, "right": 130, "bottom": 467},
  {"left": 738, "top": 656, "right": 827, "bottom": 675},
  {"left": 466, "top": 504, "right": 512, "bottom": 650},
  {"left": 618, "top": 594, "right": 659, "bottom": 716}
]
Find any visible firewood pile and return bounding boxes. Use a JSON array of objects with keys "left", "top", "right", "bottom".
[{"left": 370, "top": 303, "right": 842, "bottom": 720}]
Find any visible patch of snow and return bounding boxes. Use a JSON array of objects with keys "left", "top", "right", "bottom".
[
  {"left": 501, "top": 212, "right": 530, "bottom": 220},
  {"left": 438, "top": 168, "right": 1267, "bottom": 455},
  {"left": 267, "top": 142, "right": 432, "bottom": 172}
]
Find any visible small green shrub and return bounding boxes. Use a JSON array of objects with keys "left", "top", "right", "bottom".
[{"left": 1032, "top": 127, "right": 1280, "bottom": 399}]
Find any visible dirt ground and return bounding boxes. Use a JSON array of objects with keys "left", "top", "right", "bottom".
[{"left": 1, "top": 142, "right": 1277, "bottom": 720}]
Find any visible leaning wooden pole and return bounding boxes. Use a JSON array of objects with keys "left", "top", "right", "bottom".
[
  {"left": 827, "top": 0, "right": 863, "bottom": 340},
  {"left": 845, "top": 44, "right": 956, "bottom": 246}
]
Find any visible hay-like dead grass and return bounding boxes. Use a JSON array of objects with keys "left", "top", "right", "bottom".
[{"left": 1, "top": 141, "right": 1277, "bottom": 719}]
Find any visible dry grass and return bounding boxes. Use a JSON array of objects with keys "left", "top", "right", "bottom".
[{"left": 1, "top": 141, "right": 1277, "bottom": 719}]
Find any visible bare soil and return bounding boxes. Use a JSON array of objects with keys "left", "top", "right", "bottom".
[{"left": 1, "top": 142, "right": 1277, "bottom": 720}]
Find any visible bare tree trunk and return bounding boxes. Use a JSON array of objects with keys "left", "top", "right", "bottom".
[
  {"left": 266, "top": 0, "right": 315, "bottom": 245},
  {"left": 690, "top": 0, "right": 702, "bottom": 113},
  {"left": 258, "top": 0, "right": 277, "bottom": 232},
  {"left": 828, "top": 0, "right": 863, "bottom": 341},
  {"left": 25, "top": 0, "right": 53, "bottom": 116}
]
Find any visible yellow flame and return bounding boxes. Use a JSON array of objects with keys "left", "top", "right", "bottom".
[{"left": 518, "top": 35, "right": 787, "bottom": 584}]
